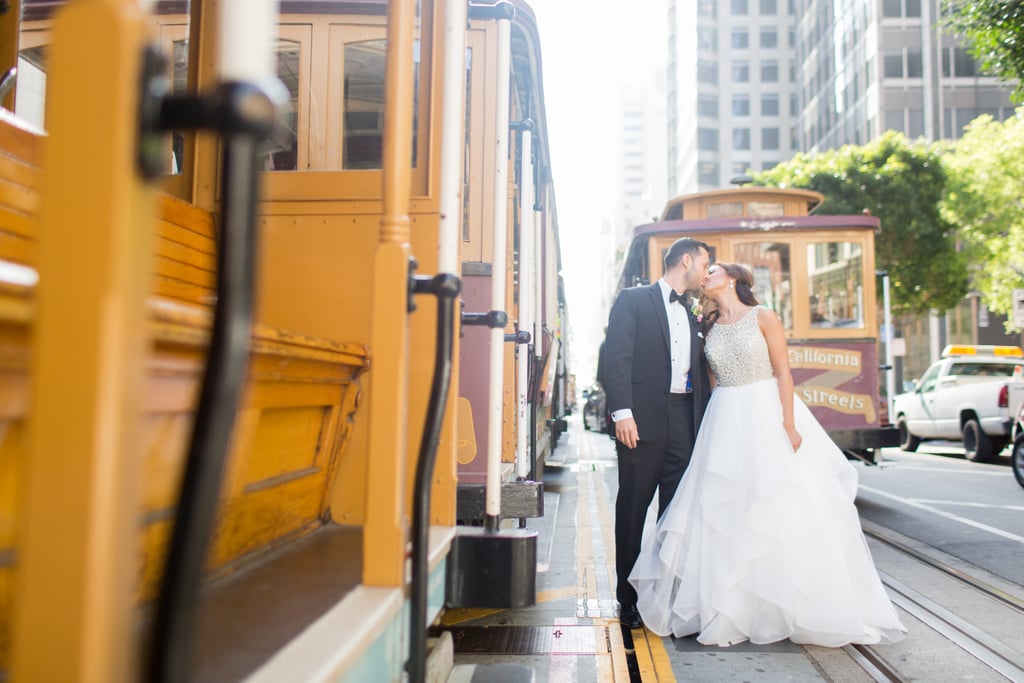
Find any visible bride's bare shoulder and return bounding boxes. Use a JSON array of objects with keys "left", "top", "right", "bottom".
[{"left": 755, "top": 306, "right": 783, "bottom": 330}]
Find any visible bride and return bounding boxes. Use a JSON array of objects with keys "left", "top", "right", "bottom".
[{"left": 628, "top": 262, "right": 907, "bottom": 647}]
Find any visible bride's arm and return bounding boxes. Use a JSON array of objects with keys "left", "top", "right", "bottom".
[{"left": 758, "top": 308, "right": 802, "bottom": 452}]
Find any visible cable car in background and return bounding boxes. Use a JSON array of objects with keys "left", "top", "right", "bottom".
[{"left": 616, "top": 186, "right": 898, "bottom": 463}]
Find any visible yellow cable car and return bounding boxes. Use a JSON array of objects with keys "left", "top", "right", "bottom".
[{"left": 0, "top": 0, "right": 567, "bottom": 680}]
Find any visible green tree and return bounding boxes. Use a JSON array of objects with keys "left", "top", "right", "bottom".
[
  {"left": 753, "top": 131, "right": 968, "bottom": 315},
  {"left": 943, "top": 0, "right": 1024, "bottom": 103},
  {"left": 941, "top": 112, "right": 1024, "bottom": 328}
]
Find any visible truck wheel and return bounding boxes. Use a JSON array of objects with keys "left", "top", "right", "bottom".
[
  {"left": 1013, "top": 437, "right": 1024, "bottom": 489},
  {"left": 897, "top": 417, "right": 920, "bottom": 452},
  {"left": 963, "top": 418, "right": 993, "bottom": 462}
]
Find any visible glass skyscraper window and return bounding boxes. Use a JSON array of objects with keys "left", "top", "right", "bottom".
[
  {"left": 907, "top": 49, "right": 922, "bottom": 78},
  {"left": 699, "top": 26, "right": 718, "bottom": 51},
  {"left": 699, "top": 59, "right": 718, "bottom": 84},
  {"left": 884, "top": 52, "right": 903, "bottom": 78},
  {"left": 733, "top": 128, "right": 751, "bottom": 149},
  {"left": 699, "top": 127, "right": 719, "bottom": 150}
]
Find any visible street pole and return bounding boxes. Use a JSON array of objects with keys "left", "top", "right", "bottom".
[{"left": 880, "top": 271, "right": 895, "bottom": 422}]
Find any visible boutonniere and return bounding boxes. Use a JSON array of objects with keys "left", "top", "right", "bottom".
[{"left": 690, "top": 300, "right": 703, "bottom": 323}]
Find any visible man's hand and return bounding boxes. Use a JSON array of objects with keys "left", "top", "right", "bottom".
[{"left": 615, "top": 417, "right": 639, "bottom": 450}]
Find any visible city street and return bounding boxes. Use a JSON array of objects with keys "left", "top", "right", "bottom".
[{"left": 856, "top": 445, "right": 1024, "bottom": 587}]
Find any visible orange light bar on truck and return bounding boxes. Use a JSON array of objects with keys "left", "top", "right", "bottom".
[{"left": 941, "top": 344, "right": 1024, "bottom": 358}]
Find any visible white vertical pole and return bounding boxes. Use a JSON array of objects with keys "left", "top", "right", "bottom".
[
  {"left": 533, "top": 177, "right": 543, "bottom": 382},
  {"left": 884, "top": 272, "right": 892, "bottom": 421},
  {"left": 219, "top": 0, "right": 278, "bottom": 81},
  {"left": 485, "top": 15, "right": 513, "bottom": 522},
  {"left": 516, "top": 130, "right": 534, "bottom": 479},
  {"left": 438, "top": 0, "right": 468, "bottom": 275}
]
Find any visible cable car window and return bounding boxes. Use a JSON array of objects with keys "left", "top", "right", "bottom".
[
  {"left": 167, "top": 26, "right": 190, "bottom": 175},
  {"left": 734, "top": 241, "right": 792, "bottom": 329},
  {"left": 263, "top": 39, "right": 301, "bottom": 171},
  {"left": 13, "top": 1, "right": 191, "bottom": 177},
  {"left": 13, "top": 42, "right": 46, "bottom": 129},
  {"left": 807, "top": 241, "right": 864, "bottom": 329},
  {"left": 747, "top": 201, "right": 784, "bottom": 216},
  {"left": 462, "top": 45, "right": 472, "bottom": 241},
  {"left": 706, "top": 201, "right": 743, "bottom": 217},
  {"left": 342, "top": 39, "right": 420, "bottom": 170}
]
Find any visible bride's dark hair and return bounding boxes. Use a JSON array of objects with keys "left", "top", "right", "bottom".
[{"left": 702, "top": 263, "right": 759, "bottom": 330}]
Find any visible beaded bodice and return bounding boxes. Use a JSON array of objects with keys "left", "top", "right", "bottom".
[{"left": 705, "top": 306, "right": 774, "bottom": 386}]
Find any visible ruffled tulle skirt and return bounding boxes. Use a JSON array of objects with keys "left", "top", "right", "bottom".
[{"left": 629, "top": 378, "right": 907, "bottom": 647}]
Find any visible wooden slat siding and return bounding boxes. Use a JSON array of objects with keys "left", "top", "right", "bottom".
[
  {"left": 0, "top": 233, "right": 34, "bottom": 267},
  {"left": 0, "top": 171, "right": 39, "bottom": 222},
  {"left": 154, "top": 195, "right": 217, "bottom": 306},
  {"left": 0, "top": 118, "right": 219, "bottom": 307},
  {"left": 0, "top": 264, "right": 31, "bottom": 672},
  {"left": 0, "top": 114, "right": 41, "bottom": 169},
  {"left": 0, "top": 121, "right": 41, "bottom": 272},
  {"left": 152, "top": 262, "right": 216, "bottom": 301}
]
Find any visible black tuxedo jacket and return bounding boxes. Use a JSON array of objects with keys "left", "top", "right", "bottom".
[{"left": 603, "top": 283, "right": 711, "bottom": 441}]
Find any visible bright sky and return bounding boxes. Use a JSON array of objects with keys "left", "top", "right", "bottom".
[{"left": 526, "top": 0, "right": 667, "bottom": 385}]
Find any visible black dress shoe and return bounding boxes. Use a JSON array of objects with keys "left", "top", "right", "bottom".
[{"left": 620, "top": 604, "right": 642, "bottom": 629}]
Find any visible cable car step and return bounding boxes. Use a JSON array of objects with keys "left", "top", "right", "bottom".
[
  {"left": 456, "top": 480, "right": 543, "bottom": 521},
  {"left": 829, "top": 427, "right": 900, "bottom": 450},
  {"left": 445, "top": 526, "right": 537, "bottom": 609}
]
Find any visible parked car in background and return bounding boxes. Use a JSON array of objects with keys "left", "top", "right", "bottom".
[
  {"left": 892, "top": 345, "right": 1024, "bottom": 461},
  {"left": 582, "top": 384, "right": 609, "bottom": 433}
]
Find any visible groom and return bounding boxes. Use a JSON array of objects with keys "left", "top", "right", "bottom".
[{"left": 603, "top": 237, "right": 712, "bottom": 629}]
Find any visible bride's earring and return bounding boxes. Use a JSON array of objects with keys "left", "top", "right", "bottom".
[{"left": 729, "top": 281, "right": 734, "bottom": 288}]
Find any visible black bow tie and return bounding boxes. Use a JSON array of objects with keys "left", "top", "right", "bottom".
[{"left": 670, "top": 290, "right": 687, "bottom": 306}]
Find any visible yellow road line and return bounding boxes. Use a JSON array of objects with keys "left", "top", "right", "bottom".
[
  {"left": 606, "top": 615, "right": 631, "bottom": 682},
  {"left": 439, "top": 607, "right": 505, "bottom": 625},
  {"left": 538, "top": 584, "right": 579, "bottom": 603},
  {"left": 633, "top": 627, "right": 677, "bottom": 682},
  {"left": 442, "top": 582, "right": 581, "bottom": 626}
]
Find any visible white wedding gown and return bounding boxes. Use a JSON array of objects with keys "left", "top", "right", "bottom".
[{"left": 629, "top": 306, "right": 907, "bottom": 647}]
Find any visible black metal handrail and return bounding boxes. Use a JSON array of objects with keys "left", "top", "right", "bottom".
[
  {"left": 407, "top": 273, "right": 461, "bottom": 683},
  {"left": 139, "top": 55, "right": 283, "bottom": 682}
]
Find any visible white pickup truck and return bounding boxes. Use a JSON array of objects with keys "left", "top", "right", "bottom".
[{"left": 892, "top": 345, "right": 1024, "bottom": 461}]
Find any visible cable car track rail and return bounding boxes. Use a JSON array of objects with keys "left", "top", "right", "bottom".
[{"left": 863, "top": 524, "right": 1024, "bottom": 681}]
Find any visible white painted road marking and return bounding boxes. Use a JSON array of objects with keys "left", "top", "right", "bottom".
[{"left": 859, "top": 485, "right": 1024, "bottom": 544}]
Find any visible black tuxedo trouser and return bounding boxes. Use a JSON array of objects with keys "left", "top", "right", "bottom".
[{"left": 615, "top": 393, "right": 696, "bottom": 609}]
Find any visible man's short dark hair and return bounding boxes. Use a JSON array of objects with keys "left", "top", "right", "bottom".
[{"left": 664, "top": 237, "right": 710, "bottom": 271}]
